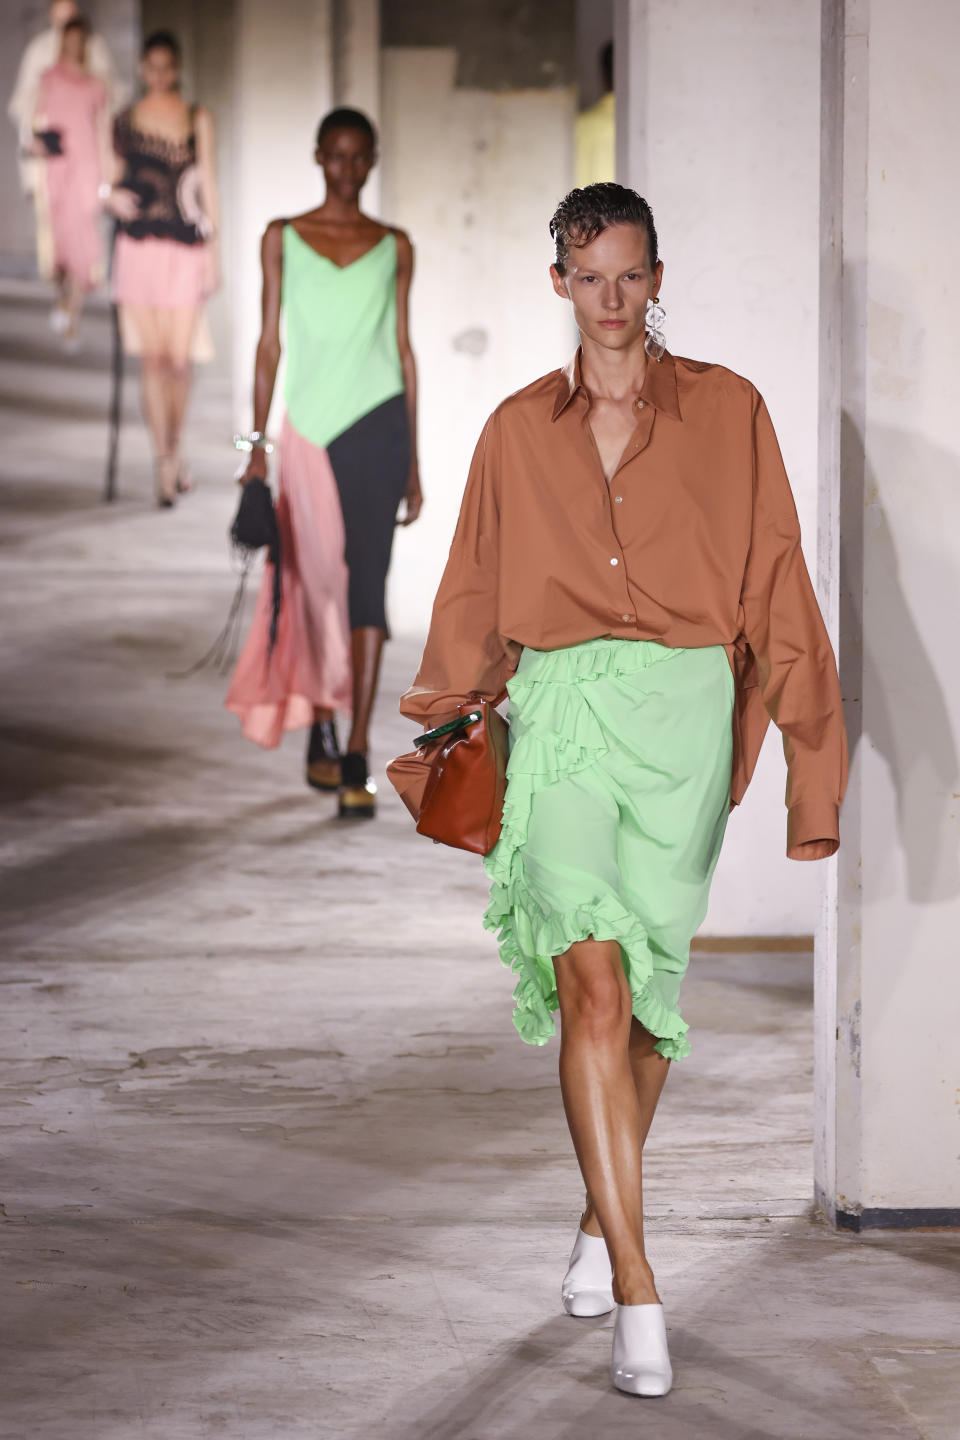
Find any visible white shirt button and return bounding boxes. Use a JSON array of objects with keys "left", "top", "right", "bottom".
[
  {"left": 621, "top": 613, "right": 631, "bottom": 622},
  {"left": 614, "top": 495, "right": 623, "bottom": 503},
  {"left": 610, "top": 557, "right": 619, "bottom": 566}
]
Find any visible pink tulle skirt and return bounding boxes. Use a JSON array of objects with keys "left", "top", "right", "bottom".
[
  {"left": 112, "top": 233, "right": 209, "bottom": 308},
  {"left": 224, "top": 416, "right": 352, "bottom": 748}
]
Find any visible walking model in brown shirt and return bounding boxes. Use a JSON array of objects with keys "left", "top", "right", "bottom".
[
  {"left": 396, "top": 250, "right": 847, "bottom": 860},
  {"left": 393, "top": 184, "right": 847, "bottom": 1398}
]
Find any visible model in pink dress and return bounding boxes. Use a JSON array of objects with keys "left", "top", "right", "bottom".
[
  {"left": 32, "top": 18, "right": 109, "bottom": 346},
  {"left": 104, "top": 30, "right": 220, "bottom": 508}
]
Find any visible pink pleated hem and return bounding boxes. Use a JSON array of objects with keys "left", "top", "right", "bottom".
[{"left": 225, "top": 416, "right": 352, "bottom": 750}]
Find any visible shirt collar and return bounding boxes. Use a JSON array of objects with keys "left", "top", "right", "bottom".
[{"left": 551, "top": 347, "right": 682, "bottom": 422}]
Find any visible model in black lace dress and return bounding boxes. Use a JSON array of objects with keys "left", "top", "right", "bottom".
[{"left": 104, "top": 30, "right": 219, "bottom": 507}]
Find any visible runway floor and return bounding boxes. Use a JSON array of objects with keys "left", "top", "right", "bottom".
[{"left": 1, "top": 286, "right": 957, "bottom": 1439}]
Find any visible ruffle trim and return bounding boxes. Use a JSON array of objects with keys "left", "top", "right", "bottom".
[
  {"left": 509, "top": 636, "right": 683, "bottom": 695},
  {"left": 502, "top": 640, "right": 683, "bottom": 782},
  {"left": 483, "top": 889, "right": 691, "bottom": 1061},
  {"left": 483, "top": 638, "right": 691, "bottom": 1062}
]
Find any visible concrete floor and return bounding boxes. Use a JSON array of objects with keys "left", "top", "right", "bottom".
[{"left": 1, "top": 287, "right": 958, "bottom": 1440}]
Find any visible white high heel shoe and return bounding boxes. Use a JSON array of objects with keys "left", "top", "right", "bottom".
[
  {"left": 561, "top": 1227, "right": 615, "bottom": 1317},
  {"left": 611, "top": 1303, "right": 673, "bottom": 1396}
]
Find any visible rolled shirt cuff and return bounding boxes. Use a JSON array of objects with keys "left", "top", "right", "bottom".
[{"left": 786, "top": 798, "right": 840, "bottom": 860}]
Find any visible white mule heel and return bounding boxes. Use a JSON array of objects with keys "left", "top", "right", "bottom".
[
  {"left": 561, "top": 1227, "right": 615, "bottom": 1317},
  {"left": 611, "top": 1303, "right": 673, "bottom": 1396}
]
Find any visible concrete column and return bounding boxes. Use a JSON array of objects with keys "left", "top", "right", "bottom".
[
  {"left": 613, "top": 0, "right": 645, "bottom": 187},
  {"left": 332, "top": 0, "right": 381, "bottom": 214},
  {"left": 612, "top": 0, "right": 824, "bottom": 936},
  {"left": 232, "top": 0, "right": 334, "bottom": 428},
  {"left": 816, "top": 0, "right": 960, "bottom": 1228}
]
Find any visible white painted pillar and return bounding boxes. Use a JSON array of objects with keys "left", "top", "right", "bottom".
[
  {"left": 231, "top": 0, "right": 334, "bottom": 429},
  {"left": 816, "top": 0, "right": 960, "bottom": 1228},
  {"left": 334, "top": 0, "right": 381, "bottom": 214}
]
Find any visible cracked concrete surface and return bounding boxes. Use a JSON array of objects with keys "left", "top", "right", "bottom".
[{"left": 1, "top": 286, "right": 958, "bottom": 1439}]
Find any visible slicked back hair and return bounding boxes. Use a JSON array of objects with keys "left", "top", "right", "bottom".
[{"left": 550, "top": 183, "right": 658, "bottom": 275}]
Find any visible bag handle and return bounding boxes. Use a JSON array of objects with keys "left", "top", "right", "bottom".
[{"left": 413, "top": 709, "right": 482, "bottom": 750}]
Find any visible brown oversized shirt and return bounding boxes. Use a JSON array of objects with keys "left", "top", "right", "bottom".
[{"left": 399, "top": 350, "right": 848, "bottom": 859}]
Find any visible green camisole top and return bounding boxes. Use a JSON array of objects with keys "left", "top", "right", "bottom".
[{"left": 281, "top": 225, "right": 404, "bottom": 450}]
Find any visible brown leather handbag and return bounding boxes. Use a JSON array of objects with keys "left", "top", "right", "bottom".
[{"left": 408, "top": 699, "right": 509, "bottom": 855}]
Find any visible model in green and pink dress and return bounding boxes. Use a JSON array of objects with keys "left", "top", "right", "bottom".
[{"left": 226, "top": 107, "right": 421, "bottom": 818}]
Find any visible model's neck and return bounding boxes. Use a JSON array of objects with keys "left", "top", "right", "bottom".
[
  {"left": 579, "top": 333, "right": 648, "bottom": 401},
  {"left": 320, "top": 194, "right": 364, "bottom": 223}
]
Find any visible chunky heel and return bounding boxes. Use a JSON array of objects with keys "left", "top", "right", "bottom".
[
  {"left": 611, "top": 1303, "right": 672, "bottom": 1397},
  {"left": 561, "top": 1226, "right": 615, "bottom": 1317},
  {"left": 338, "top": 751, "right": 377, "bottom": 819}
]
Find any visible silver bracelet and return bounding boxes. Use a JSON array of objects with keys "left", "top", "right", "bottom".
[{"left": 233, "top": 431, "right": 274, "bottom": 454}]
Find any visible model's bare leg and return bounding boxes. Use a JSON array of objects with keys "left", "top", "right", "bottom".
[
  {"left": 126, "top": 306, "right": 175, "bottom": 502},
  {"left": 51, "top": 267, "right": 69, "bottom": 326},
  {"left": 554, "top": 937, "right": 659, "bottom": 1305},
  {"left": 165, "top": 360, "right": 192, "bottom": 468},
  {"left": 142, "top": 359, "right": 177, "bottom": 502},
  {"left": 62, "top": 274, "right": 85, "bottom": 340},
  {"left": 164, "top": 307, "right": 199, "bottom": 490},
  {"left": 313, "top": 706, "right": 335, "bottom": 723},
  {"left": 346, "top": 625, "right": 386, "bottom": 755},
  {"left": 582, "top": 1020, "right": 670, "bottom": 1236},
  {"left": 139, "top": 356, "right": 168, "bottom": 454}
]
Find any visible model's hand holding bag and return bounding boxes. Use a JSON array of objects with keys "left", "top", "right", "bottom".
[{"left": 387, "top": 699, "right": 508, "bottom": 855}]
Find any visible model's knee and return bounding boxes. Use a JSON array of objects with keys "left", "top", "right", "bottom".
[{"left": 556, "top": 944, "right": 630, "bottom": 1038}]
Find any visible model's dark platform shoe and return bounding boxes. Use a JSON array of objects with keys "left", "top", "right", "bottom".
[
  {"left": 338, "top": 751, "right": 377, "bottom": 819},
  {"left": 306, "top": 719, "right": 341, "bottom": 792}
]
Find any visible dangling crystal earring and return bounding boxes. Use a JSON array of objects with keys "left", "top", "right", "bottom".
[{"left": 645, "top": 296, "right": 666, "bottom": 360}]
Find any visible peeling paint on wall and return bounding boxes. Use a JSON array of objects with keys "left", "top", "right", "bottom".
[
  {"left": 452, "top": 327, "right": 489, "bottom": 356},
  {"left": 839, "top": 997, "right": 862, "bottom": 1079}
]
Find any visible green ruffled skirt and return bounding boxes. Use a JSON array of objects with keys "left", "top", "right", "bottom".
[{"left": 483, "top": 637, "right": 734, "bottom": 1060}]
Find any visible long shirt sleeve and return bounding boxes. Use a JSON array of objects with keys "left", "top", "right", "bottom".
[
  {"left": 740, "top": 395, "right": 848, "bottom": 858},
  {"left": 400, "top": 413, "right": 519, "bottom": 726}
]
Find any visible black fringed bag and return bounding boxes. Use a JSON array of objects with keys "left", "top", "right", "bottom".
[{"left": 173, "top": 477, "right": 282, "bottom": 678}]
